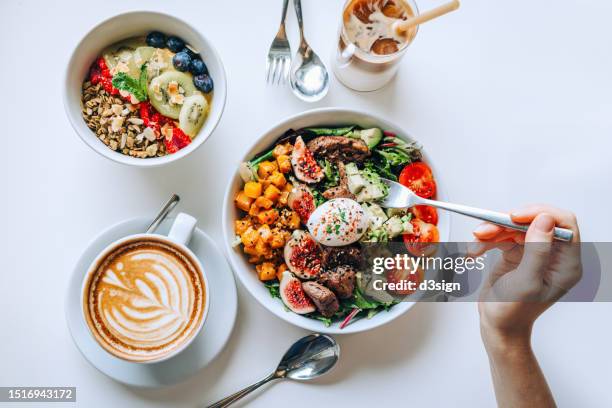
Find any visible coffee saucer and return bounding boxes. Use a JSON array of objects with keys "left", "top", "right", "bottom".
[{"left": 65, "top": 217, "right": 237, "bottom": 387}]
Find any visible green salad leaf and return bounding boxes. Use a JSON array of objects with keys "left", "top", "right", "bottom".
[
  {"left": 320, "top": 159, "right": 339, "bottom": 189},
  {"left": 305, "top": 126, "right": 355, "bottom": 136},
  {"left": 264, "top": 281, "right": 281, "bottom": 299}
]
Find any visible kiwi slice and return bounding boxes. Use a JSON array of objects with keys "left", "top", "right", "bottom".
[
  {"left": 148, "top": 71, "right": 197, "bottom": 119},
  {"left": 179, "top": 94, "right": 209, "bottom": 137}
]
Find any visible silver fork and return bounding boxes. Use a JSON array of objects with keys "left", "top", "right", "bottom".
[
  {"left": 379, "top": 178, "right": 574, "bottom": 241},
  {"left": 266, "top": 0, "right": 292, "bottom": 85}
]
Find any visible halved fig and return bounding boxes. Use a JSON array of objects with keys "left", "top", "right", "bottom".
[
  {"left": 284, "top": 230, "right": 323, "bottom": 279},
  {"left": 280, "top": 271, "right": 316, "bottom": 314},
  {"left": 291, "top": 136, "right": 324, "bottom": 184},
  {"left": 288, "top": 183, "right": 316, "bottom": 224}
]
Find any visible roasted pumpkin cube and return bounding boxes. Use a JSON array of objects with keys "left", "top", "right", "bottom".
[
  {"left": 234, "top": 192, "right": 253, "bottom": 212},
  {"left": 263, "top": 185, "right": 281, "bottom": 202},
  {"left": 276, "top": 155, "right": 292, "bottom": 173},
  {"left": 248, "top": 255, "right": 262, "bottom": 264},
  {"left": 278, "top": 191, "right": 290, "bottom": 207},
  {"left": 248, "top": 203, "right": 260, "bottom": 217},
  {"left": 287, "top": 211, "right": 301, "bottom": 229},
  {"left": 244, "top": 181, "right": 262, "bottom": 198},
  {"left": 241, "top": 227, "right": 259, "bottom": 247},
  {"left": 234, "top": 219, "right": 251, "bottom": 235},
  {"left": 270, "top": 232, "right": 286, "bottom": 249},
  {"left": 282, "top": 182, "right": 293, "bottom": 192},
  {"left": 273, "top": 143, "right": 292, "bottom": 158},
  {"left": 269, "top": 171, "right": 286, "bottom": 188},
  {"left": 244, "top": 245, "right": 258, "bottom": 255},
  {"left": 257, "top": 209, "right": 279, "bottom": 225},
  {"left": 257, "top": 262, "right": 277, "bottom": 281},
  {"left": 255, "top": 239, "right": 270, "bottom": 255},
  {"left": 254, "top": 196, "right": 274, "bottom": 209},
  {"left": 257, "top": 224, "right": 273, "bottom": 243},
  {"left": 276, "top": 263, "right": 288, "bottom": 281},
  {"left": 257, "top": 161, "right": 278, "bottom": 179}
]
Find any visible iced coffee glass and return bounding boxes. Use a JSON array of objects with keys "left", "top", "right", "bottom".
[{"left": 332, "top": 0, "right": 419, "bottom": 92}]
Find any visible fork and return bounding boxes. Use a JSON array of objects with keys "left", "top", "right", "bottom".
[
  {"left": 379, "top": 178, "right": 574, "bottom": 241},
  {"left": 266, "top": 0, "right": 292, "bottom": 85}
]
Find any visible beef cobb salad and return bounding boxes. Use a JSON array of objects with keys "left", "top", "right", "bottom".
[{"left": 232, "top": 125, "right": 440, "bottom": 328}]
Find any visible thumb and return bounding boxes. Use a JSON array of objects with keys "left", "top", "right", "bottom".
[{"left": 516, "top": 213, "right": 555, "bottom": 293}]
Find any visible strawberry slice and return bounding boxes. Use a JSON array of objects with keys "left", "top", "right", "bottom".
[{"left": 164, "top": 127, "right": 192, "bottom": 154}]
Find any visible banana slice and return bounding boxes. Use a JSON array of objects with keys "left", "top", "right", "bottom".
[
  {"left": 148, "top": 71, "right": 197, "bottom": 119},
  {"left": 179, "top": 94, "right": 209, "bottom": 137},
  {"left": 146, "top": 48, "right": 176, "bottom": 78},
  {"left": 102, "top": 37, "right": 143, "bottom": 75}
]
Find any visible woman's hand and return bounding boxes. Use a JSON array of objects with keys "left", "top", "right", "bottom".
[{"left": 469, "top": 205, "right": 581, "bottom": 408}]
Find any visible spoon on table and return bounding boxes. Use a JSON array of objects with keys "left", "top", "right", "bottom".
[
  {"left": 146, "top": 194, "right": 180, "bottom": 233},
  {"left": 290, "top": 0, "right": 330, "bottom": 102},
  {"left": 207, "top": 334, "right": 340, "bottom": 408},
  {"left": 379, "top": 178, "right": 574, "bottom": 241}
]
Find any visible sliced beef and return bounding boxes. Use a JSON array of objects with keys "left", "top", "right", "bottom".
[
  {"left": 322, "top": 162, "right": 356, "bottom": 200},
  {"left": 306, "top": 136, "right": 370, "bottom": 163},
  {"left": 318, "top": 266, "right": 356, "bottom": 299},
  {"left": 321, "top": 244, "right": 362, "bottom": 269},
  {"left": 302, "top": 282, "right": 339, "bottom": 317}
]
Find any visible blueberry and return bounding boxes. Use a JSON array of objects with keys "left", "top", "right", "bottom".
[
  {"left": 190, "top": 59, "right": 208, "bottom": 75},
  {"left": 166, "top": 36, "right": 185, "bottom": 52},
  {"left": 182, "top": 47, "right": 199, "bottom": 59},
  {"left": 172, "top": 51, "right": 192, "bottom": 72},
  {"left": 193, "top": 74, "right": 213, "bottom": 93},
  {"left": 146, "top": 31, "right": 166, "bottom": 48}
]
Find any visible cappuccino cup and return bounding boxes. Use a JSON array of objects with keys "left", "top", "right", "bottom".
[{"left": 81, "top": 213, "right": 209, "bottom": 363}]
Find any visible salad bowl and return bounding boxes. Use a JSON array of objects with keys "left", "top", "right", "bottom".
[{"left": 222, "top": 108, "right": 450, "bottom": 334}]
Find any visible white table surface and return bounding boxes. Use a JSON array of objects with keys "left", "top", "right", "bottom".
[{"left": 2, "top": 0, "right": 611, "bottom": 406}]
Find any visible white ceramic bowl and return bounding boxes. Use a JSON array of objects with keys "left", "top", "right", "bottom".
[
  {"left": 222, "top": 108, "right": 450, "bottom": 334},
  {"left": 63, "top": 11, "right": 227, "bottom": 167}
]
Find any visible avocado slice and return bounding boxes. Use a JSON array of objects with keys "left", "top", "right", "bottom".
[{"left": 347, "top": 128, "right": 383, "bottom": 149}]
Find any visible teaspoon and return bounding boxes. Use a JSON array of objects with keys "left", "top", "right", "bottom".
[
  {"left": 146, "top": 194, "right": 180, "bottom": 233},
  {"left": 207, "top": 334, "right": 340, "bottom": 408},
  {"left": 290, "top": 0, "right": 330, "bottom": 102}
]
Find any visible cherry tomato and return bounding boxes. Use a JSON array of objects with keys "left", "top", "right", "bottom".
[
  {"left": 411, "top": 205, "right": 438, "bottom": 225},
  {"left": 399, "top": 162, "right": 437, "bottom": 199},
  {"left": 403, "top": 218, "right": 440, "bottom": 256},
  {"left": 386, "top": 266, "right": 424, "bottom": 296}
]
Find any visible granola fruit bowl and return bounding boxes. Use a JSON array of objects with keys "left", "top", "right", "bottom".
[
  {"left": 64, "top": 11, "right": 226, "bottom": 167},
  {"left": 223, "top": 108, "right": 450, "bottom": 334}
]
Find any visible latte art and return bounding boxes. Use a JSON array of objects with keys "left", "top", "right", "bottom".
[{"left": 84, "top": 238, "right": 205, "bottom": 362}]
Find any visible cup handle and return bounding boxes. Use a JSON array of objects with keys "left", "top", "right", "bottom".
[
  {"left": 338, "top": 43, "right": 356, "bottom": 66},
  {"left": 167, "top": 213, "right": 197, "bottom": 246}
]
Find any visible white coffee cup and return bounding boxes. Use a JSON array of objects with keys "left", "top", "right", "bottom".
[{"left": 81, "top": 213, "right": 209, "bottom": 363}]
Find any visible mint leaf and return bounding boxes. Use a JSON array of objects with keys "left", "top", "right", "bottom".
[{"left": 111, "top": 65, "right": 148, "bottom": 101}]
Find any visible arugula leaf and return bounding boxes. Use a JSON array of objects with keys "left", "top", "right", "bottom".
[
  {"left": 352, "top": 286, "right": 381, "bottom": 310},
  {"left": 312, "top": 315, "right": 333, "bottom": 327},
  {"left": 320, "top": 159, "right": 339, "bottom": 189},
  {"left": 111, "top": 64, "right": 148, "bottom": 101},
  {"left": 264, "top": 281, "right": 281, "bottom": 299},
  {"left": 311, "top": 188, "right": 326, "bottom": 207},
  {"left": 365, "top": 156, "right": 397, "bottom": 181}
]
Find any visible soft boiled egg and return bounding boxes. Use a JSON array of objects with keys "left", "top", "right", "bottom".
[{"left": 307, "top": 198, "right": 370, "bottom": 246}]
